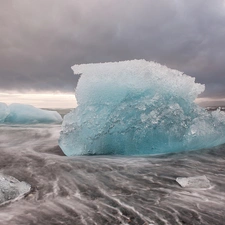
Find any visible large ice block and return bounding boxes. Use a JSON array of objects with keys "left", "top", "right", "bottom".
[{"left": 59, "top": 60, "right": 225, "bottom": 155}]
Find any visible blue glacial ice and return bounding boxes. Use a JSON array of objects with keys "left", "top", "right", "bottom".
[
  {"left": 0, "top": 102, "right": 9, "bottom": 123},
  {"left": 59, "top": 60, "right": 225, "bottom": 156},
  {"left": 0, "top": 103, "right": 62, "bottom": 124}
]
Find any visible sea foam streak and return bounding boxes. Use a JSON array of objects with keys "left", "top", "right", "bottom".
[{"left": 59, "top": 60, "right": 225, "bottom": 155}]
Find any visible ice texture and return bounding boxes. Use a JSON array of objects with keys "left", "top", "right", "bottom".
[
  {"left": 176, "top": 176, "right": 211, "bottom": 188},
  {"left": 0, "top": 174, "right": 31, "bottom": 205},
  {"left": 0, "top": 103, "right": 62, "bottom": 124},
  {"left": 59, "top": 60, "right": 225, "bottom": 156},
  {"left": 0, "top": 103, "right": 9, "bottom": 123}
]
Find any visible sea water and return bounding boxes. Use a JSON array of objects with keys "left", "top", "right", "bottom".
[{"left": 0, "top": 120, "right": 225, "bottom": 224}]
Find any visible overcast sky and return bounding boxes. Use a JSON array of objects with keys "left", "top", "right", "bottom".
[{"left": 0, "top": 0, "right": 225, "bottom": 107}]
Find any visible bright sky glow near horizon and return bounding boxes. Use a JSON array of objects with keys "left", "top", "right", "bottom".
[
  {"left": 0, "top": 88, "right": 224, "bottom": 109},
  {"left": 0, "top": 0, "right": 225, "bottom": 108},
  {"left": 0, "top": 92, "right": 77, "bottom": 108}
]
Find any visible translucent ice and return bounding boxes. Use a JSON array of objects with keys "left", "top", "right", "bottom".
[
  {"left": 176, "top": 176, "right": 211, "bottom": 188},
  {"left": 0, "top": 103, "right": 62, "bottom": 124},
  {"left": 59, "top": 60, "right": 225, "bottom": 156},
  {"left": 0, "top": 174, "right": 31, "bottom": 205},
  {"left": 0, "top": 103, "right": 9, "bottom": 123}
]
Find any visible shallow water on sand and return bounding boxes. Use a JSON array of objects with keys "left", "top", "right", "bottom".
[{"left": 0, "top": 125, "right": 225, "bottom": 225}]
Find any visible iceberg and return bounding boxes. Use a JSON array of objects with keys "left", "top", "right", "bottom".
[
  {"left": 59, "top": 60, "right": 225, "bottom": 156},
  {"left": 0, "top": 103, "right": 62, "bottom": 124}
]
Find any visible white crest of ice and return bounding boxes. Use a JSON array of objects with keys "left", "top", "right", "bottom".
[
  {"left": 0, "top": 103, "right": 62, "bottom": 124},
  {"left": 59, "top": 60, "right": 225, "bottom": 156},
  {"left": 72, "top": 60, "right": 205, "bottom": 105}
]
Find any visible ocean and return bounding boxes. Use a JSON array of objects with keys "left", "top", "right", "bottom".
[{"left": 0, "top": 109, "right": 225, "bottom": 225}]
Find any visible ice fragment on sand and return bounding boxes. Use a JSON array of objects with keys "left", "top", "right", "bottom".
[
  {"left": 0, "top": 103, "right": 62, "bottom": 124},
  {"left": 176, "top": 175, "right": 211, "bottom": 188},
  {"left": 0, "top": 174, "right": 31, "bottom": 205}
]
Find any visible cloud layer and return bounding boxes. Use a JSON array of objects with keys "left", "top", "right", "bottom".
[{"left": 0, "top": 0, "right": 225, "bottom": 99}]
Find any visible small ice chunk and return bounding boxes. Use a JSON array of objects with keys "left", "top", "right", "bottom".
[
  {"left": 176, "top": 175, "right": 211, "bottom": 188},
  {"left": 0, "top": 174, "right": 31, "bottom": 205}
]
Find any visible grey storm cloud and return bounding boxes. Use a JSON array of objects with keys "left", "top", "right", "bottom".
[{"left": 0, "top": 0, "right": 225, "bottom": 98}]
